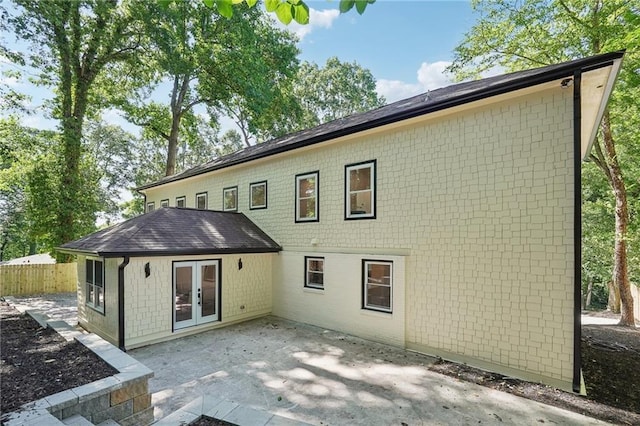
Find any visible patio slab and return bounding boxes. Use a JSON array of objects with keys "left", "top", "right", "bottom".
[{"left": 129, "top": 316, "right": 609, "bottom": 425}]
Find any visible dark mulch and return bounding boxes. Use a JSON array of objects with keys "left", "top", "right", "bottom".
[
  {"left": 430, "top": 321, "right": 640, "bottom": 426},
  {"left": 0, "top": 300, "right": 118, "bottom": 415},
  {"left": 190, "top": 415, "right": 238, "bottom": 426}
]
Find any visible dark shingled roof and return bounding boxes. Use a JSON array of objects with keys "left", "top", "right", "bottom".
[
  {"left": 58, "top": 208, "right": 281, "bottom": 257},
  {"left": 137, "top": 51, "right": 624, "bottom": 191}
]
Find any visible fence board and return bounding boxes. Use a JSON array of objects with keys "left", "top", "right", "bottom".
[{"left": 0, "top": 263, "right": 77, "bottom": 296}]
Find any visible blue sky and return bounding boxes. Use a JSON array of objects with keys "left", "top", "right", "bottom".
[{"left": 1, "top": 0, "right": 476, "bottom": 130}]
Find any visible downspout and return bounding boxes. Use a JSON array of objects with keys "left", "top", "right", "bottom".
[
  {"left": 572, "top": 70, "right": 583, "bottom": 394},
  {"left": 118, "top": 256, "right": 130, "bottom": 351}
]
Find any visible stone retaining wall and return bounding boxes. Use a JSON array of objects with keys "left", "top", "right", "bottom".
[{"left": 2, "top": 311, "right": 154, "bottom": 426}]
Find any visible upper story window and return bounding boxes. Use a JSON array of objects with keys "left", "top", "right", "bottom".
[
  {"left": 146, "top": 202, "right": 155, "bottom": 213},
  {"left": 295, "top": 171, "right": 319, "bottom": 222},
  {"left": 86, "top": 258, "right": 105, "bottom": 314},
  {"left": 223, "top": 186, "right": 238, "bottom": 211},
  {"left": 345, "top": 160, "right": 376, "bottom": 220},
  {"left": 176, "top": 196, "right": 186, "bottom": 208},
  {"left": 250, "top": 181, "right": 267, "bottom": 210},
  {"left": 160, "top": 199, "right": 169, "bottom": 208},
  {"left": 196, "top": 192, "right": 207, "bottom": 210},
  {"left": 362, "top": 260, "right": 392, "bottom": 313},
  {"left": 305, "top": 256, "right": 324, "bottom": 290}
]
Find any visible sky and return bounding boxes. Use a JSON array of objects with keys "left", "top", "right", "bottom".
[{"left": 0, "top": 0, "right": 477, "bottom": 131}]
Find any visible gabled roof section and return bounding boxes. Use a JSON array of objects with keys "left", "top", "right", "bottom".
[
  {"left": 57, "top": 208, "right": 282, "bottom": 258},
  {"left": 137, "top": 51, "right": 624, "bottom": 191}
]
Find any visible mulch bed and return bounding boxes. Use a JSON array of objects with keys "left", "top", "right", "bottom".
[
  {"left": 190, "top": 416, "right": 238, "bottom": 426},
  {"left": 0, "top": 300, "right": 118, "bottom": 415},
  {"left": 430, "top": 322, "right": 640, "bottom": 425}
]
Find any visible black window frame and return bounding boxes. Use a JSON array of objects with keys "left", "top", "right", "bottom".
[
  {"left": 160, "top": 199, "right": 169, "bottom": 208},
  {"left": 196, "top": 192, "right": 208, "bottom": 210},
  {"left": 249, "top": 180, "right": 268, "bottom": 210},
  {"left": 223, "top": 186, "right": 238, "bottom": 211},
  {"left": 176, "top": 196, "right": 186, "bottom": 208},
  {"left": 362, "top": 259, "right": 393, "bottom": 313},
  {"left": 85, "top": 257, "right": 105, "bottom": 315},
  {"left": 146, "top": 201, "right": 155, "bottom": 213},
  {"left": 304, "top": 256, "right": 325, "bottom": 290},
  {"left": 295, "top": 171, "right": 319, "bottom": 223},
  {"left": 345, "top": 160, "right": 377, "bottom": 220}
]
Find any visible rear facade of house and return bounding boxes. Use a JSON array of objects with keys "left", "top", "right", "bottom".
[{"left": 62, "top": 53, "right": 624, "bottom": 393}]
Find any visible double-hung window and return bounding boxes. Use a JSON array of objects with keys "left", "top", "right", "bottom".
[
  {"left": 196, "top": 192, "right": 208, "bottom": 210},
  {"left": 295, "top": 171, "right": 319, "bottom": 222},
  {"left": 223, "top": 186, "right": 238, "bottom": 211},
  {"left": 345, "top": 160, "right": 376, "bottom": 219},
  {"left": 250, "top": 181, "right": 267, "bottom": 210},
  {"left": 146, "top": 202, "right": 155, "bottom": 212},
  {"left": 305, "top": 257, "right": 324, "bottom": 290},
  {"left": 86, "top": 258, "right": 105, "bottom": 313},
  {"left": 362, "top": 260, "right": 392, "bottom": 313},
  {"left": 160, "top": 199, "right": 169, "bottom": 208},
  {"left": 176, "top": 196, "right": 186, "bottom": 208}
]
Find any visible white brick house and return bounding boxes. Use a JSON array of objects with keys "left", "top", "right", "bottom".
[{"left": 60, "top": 52, "right": 624, "bottom": 392}]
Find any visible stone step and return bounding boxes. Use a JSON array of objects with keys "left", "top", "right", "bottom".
[
  {"left": 96, "top": 419, "right": 121, "bottom": 426},
  {"left": 62, "top": 414, "right": 94, "bottom": 426}
]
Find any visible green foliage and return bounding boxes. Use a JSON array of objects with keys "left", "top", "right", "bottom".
[
  {"left": 293, "top": 57, "right": 386, "bottom": 128},
  {"left": 449, "top": 0, "right": 640, "bottom": 306}
]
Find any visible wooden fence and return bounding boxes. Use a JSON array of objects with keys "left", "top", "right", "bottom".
[{"left": 0, "top": 263, "right": 77, "bottom": 297}]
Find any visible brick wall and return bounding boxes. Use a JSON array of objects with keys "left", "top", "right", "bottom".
[{"left": 144, "top": 86, "right": 575, "bottom": 389}]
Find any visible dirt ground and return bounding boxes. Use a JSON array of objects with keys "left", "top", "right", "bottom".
[
  {"left": 431, "top": 311, "right": 640, "bottom": 426},
  {"left": 0, "top": 301, "right": 118, "bottom": 416},
  {"left": 1, "top": 298, "right": 639, "bottom": 425}
]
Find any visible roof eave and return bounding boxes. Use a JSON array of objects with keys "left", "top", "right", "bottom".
[{"left": 136, "top": 51, "right": 625, "bottom": 192}]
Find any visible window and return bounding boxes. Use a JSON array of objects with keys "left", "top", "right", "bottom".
[
  {"left": 345, "top": 160, "right": 376, "bottom": 219},
  {"left": 196, "top": 192, "right": 207, "bottom": 210},
  {"left": 223, "top": 186, "right": 238, "bottom": 211},
  {"left": 176, "top": 196, "right": 186, "bottom": 208},
  {"left": 295, "top": 171, "right": 319, "bottom": 222},
  {"left": 160, "top": 199, "right": 169, "bottom": 208},
  {"left": 305, "top": 257, "right": 324, "bottom": 290},
  {"left": 85, "top": 258, "right": 105, "bottom": 313},
  {"left": 250, "top": 181, "right": 267, "bottom": 210},
  {"left": 146, "top": 202, "right": 155, "bottom": 212},
  {"left": 362, "top": 260, "right": 392, "bottom": 313}
]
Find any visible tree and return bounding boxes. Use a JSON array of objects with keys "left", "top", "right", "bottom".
[
  {"left": 448, "top": 0, "right": 639, "bottom": 326},
  {"left": 122, "top": 1, "right": 299, "bottom": 175},
  {"left": 10, "top": 0, "right": 143, "bottom": 259},
  {"left": 293, "top": 57, "right": 386, "bottom": 129}
]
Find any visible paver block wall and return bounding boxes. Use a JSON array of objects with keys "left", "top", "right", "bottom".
[{"left": 145, "top": 86, "right": 575, "bottom": 389}]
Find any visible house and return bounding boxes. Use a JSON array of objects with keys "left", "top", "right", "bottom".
[{"left": 59, "top": 51, "right": 624, "bottom": 393}]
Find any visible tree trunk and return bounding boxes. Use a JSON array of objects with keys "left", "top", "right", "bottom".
[
  {"left": 600, "top": 113, "right": 635, "bottom": 326},
  {"left": 165, "top": 121, "right": 180, "bottom": 176},
  {"left": 608, "top": 280, "right": 621, "bottom": 312}
]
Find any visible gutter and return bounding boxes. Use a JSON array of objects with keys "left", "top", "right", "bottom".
[
  {"left": 118, "top": 256, "right": 130, "bottom": 351},
  {"left": 572, "top": 70, "right": 583, "bottom": 393},
  {"left": 137, "top": 51, "right": 624, "bottom": 192}
]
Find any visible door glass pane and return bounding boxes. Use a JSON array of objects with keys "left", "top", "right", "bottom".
[
  {"left": 201, "top": 264, "right": 217, "bottom": 318},
  {"left": 175, "top": 266, "right": 193, "bottom": 322}
]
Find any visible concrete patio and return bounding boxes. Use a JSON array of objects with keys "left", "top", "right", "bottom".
[{"left": 8, "top": 294, "right": 610, "bottom": 425}]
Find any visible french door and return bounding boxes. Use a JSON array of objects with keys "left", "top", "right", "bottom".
[{"left": 173, "top": 260, "right": 219, "bottom": 330}]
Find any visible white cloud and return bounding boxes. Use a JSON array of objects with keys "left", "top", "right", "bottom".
[
  {"left": 284, "top": 8, "right": 340, "bottom": 41},
  {"left": 377, "top": 60, "right": 453, "bottom": 103}
]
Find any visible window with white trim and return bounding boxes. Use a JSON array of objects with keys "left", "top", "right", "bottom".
[
  {"left": 223, "top": 186, "right": 238, "bottom": 211},
  {"left": 250, "top": 181, "right": 267, "bottom": 210},
  {"left": 160, "top": 199, "right": 169, "bottom": 208},
  {"left": 363, "top": 260, "right": 392, "bottom": 313},
  {"left": 176, "top": 196, "right": 186, "bottom": 208},
  {"left": 295, "top": 171, "right": 319, "bottom": 222},
  {"left": 305, "top": 257, "right": 324, "bottom": 289},
  {"left": 345, "top": 160, "right": 376, "bottom": 219},
  {"left": 146, "top": 202, "right": 155, "bottom": 212},
  {"left": 196, "top": 192, "right": 207, "bottom": 210},
  {"left": 86, "top": 258, "right": 105, "bottom": 313}
]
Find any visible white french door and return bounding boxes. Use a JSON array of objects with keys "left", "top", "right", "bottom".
[{"left": 173, "top": 260, "right": 219, "bottom": 330}]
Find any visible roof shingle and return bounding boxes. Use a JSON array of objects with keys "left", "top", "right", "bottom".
[{"left": 58, "top": 208, "right": 281, "bottom": 257}]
